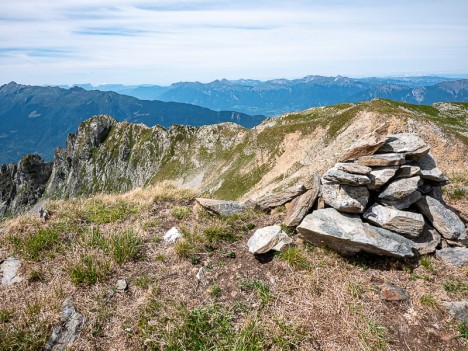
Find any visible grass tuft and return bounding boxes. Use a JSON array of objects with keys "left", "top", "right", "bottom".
[
  {"left": 278, "top": 246, "right": 309, "bottom": 270},
  {"left": 171, "top": 206, "right": 191, "bottom": 220},
  {"left": 68, "top": 254, "right": 111, "bottom": 286},
  {"left": 109, "top": 229, "right": 144, "bottom": 266},
  {"left": 9, "top": 227, "right": 61, "bottom": 261}
]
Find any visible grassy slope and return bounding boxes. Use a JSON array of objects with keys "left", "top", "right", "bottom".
[{"left": 1, "top": 182, "right": 467, "bottom": 350}]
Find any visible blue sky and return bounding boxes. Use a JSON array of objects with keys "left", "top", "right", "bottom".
[{"left": 0, "top": 0, "right": 467, "bottom": 85}]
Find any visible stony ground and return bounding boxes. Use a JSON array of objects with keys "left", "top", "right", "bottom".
[{"left": 0, "top": 183, "right": 467, "bottom": 351}]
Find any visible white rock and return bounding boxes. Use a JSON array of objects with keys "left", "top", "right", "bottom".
[
  {"left": 0, "top": 257, "right": 22, "bottom": 285},
  {"left": 247, "top": 225, "right": 292, "bottom": 254},
  {"left": 164, "top": 227, "right": 183, "bottom": 244},
  {"left": 195, "top": 198, "right": 245, "bottom": 216},
  {"left": 116, "top": 279, "right": 128, "bottom": 291}
]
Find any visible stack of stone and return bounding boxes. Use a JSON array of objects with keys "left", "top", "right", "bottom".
[{"left": 297, "top": 133, "right": 467, "bottom": 260}]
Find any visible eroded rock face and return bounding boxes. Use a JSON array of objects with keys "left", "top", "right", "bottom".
[
  {"left": 379, "top": 176, "right": 421, "bottom": 201},
  {"left": 322, "top": 168, "right": 370, "bottom": 186},
  {"left": 363, "top": 204, "right": 424, "bottom": 238},
  {"left": 297, "top": 208, "right": 414, "bottom": 258},
  {"left": 196, "top": 198, "right": 245, "bottom": 216},
  {"left": 357, "top": 153, "right": 405, "bottom": 167},
  {"left": 321, "top": 183, "right": 369, "bottom": 213},
  {"left": 283, "top": 174, "right": 320, "bottom": 227},
  {"left": 415, "top": 196, "right": 466, "bottom": 241},
  {"left": 247, "top": 225, "right": 292, "bottom": 254},
  {"left": 0, "top": 155, "right": 53, "bottom": 216},
  {"left": 255, "top": 184, "right": 306, "bottom": 210},
  {"left": 436, "top": 248, "right": 468, "bottom": 266}
]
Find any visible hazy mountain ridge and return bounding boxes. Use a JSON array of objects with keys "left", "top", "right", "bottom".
[
  {"left": 69, "top": 75, "right": 468, "bottom": 116},
  {"left": 0, "top": 82, "right": 264, "bottom": 164}
]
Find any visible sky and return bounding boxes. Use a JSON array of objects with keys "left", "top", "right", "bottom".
[{"left": 1, "top": 0, "right": 467, "bottom": 85}]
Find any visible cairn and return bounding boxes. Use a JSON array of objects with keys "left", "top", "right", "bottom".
[{"left": 297, "top": 133, "right": 466, "bottom": 259}]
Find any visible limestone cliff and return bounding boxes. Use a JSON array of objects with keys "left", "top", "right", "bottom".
[{"left": 1, "top": 99, "right": 467, "bottom": 217}]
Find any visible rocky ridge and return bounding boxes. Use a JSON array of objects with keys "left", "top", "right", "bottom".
[{"left": 0, "top": 99, "right": 467, "bottom": 218}]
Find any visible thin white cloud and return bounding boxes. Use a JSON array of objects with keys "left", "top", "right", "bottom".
[{"left": 0, "top": 0, "right": 467, "bottom": 85}]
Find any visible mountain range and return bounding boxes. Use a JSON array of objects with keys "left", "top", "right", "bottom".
[
  {"left": 69, "top": 75, "right": 468, "bottom": 116},
  {"left": 0, "top": 82, "right": 264, "bottom": 164}
]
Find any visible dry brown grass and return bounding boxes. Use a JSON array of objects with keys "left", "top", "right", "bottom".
[{"left": 1, "top": 185, "right": 467, "bottom": 350}]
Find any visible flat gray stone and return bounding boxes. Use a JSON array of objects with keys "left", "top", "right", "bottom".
[
  {"left": 297, "top": 208, "right": 414, "bottom": 258},
  {"left": 321, "top": 183, "right": 369, "bottom": 213},
  {"left": 195, "top": 198, "right": 245, "bottom": 216},
  {"left": 413, "top": 224, "right": 441, "bottom": 255},
  {"left": 339, "top": 132, "right": 386, "bottom": 162},
  {"left": 395, "top": 165, "right": 421, "bottom": 179},
  {"left": 379, "top": 176, "right": 422, "bottom": 201},
  {"left": 415, "top": 196, "right": 466, "bottom": 241},
  {"left": 436, "top": 248, "right": 468, "bottom": 266},
  {"left": 377, "top": 133, "right": 430, "bottom": 159},
  {"left": 416, "top": 153, "right": 446, "bottom": 182},
  {"left": 247, "top": 225, "right": 292, "bottom": 254},
  {"left": 380, "top": 191, "right": 421, "bottom": 210},
  {"left": 367, "top": 166, "right": 399, "bottom": 190},
  {"left": 45, "top": 299, "right": 84, "bottom": 351},
  {"left": 256, "top": 184, "right": 306, "bottom": 210},
  {"left": 357, "top": 153, "right": 405, "bottom": 167},
  {"left": 283, "top": 174, "right": 320, "bottom": 227},
  {"left": 323, "top": 167, "right": 371, "bottom": 186},
  {"left": 335, "top": 162, "right": 372, "bottom": 175},
  {"left": 441, "top": 300, "right": 468, "bottom": 323},
  {"left": 1, "top": 257, "right": 22, "bottom": 285},
  {"left": 363, "top": 204, "right": 424, "bottom": 238}
]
